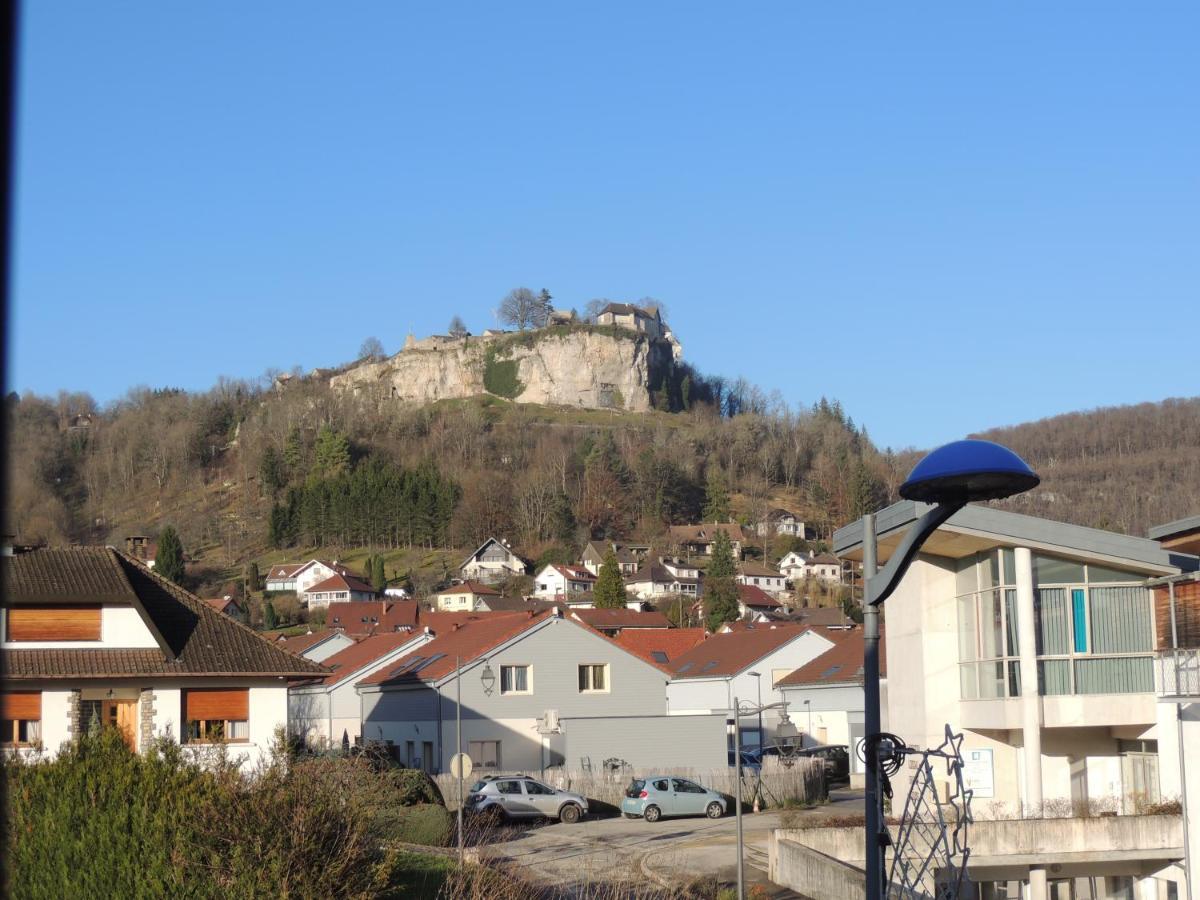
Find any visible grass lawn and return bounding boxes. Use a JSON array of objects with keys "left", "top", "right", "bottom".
[{"left": 386, "top": 851, "right": 456, "bottom": 899}]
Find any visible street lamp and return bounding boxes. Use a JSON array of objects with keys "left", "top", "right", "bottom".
[
  {"left": 747, "top": 671, "right": 763, "bottom": 751},
  {"left": 862, "top": 439, "right": 1038, "bottom": 900},
  {"left": 732, "top": 697, "right": 792, "bottom": 900}
]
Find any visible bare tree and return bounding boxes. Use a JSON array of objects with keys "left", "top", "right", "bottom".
[
  {"left": 498, "top": 287, "right": 547, "bottom": 331},
  {"left": 448, "top": 315, "right": 468, "bottom": 337},
  {"left": 584, "top": 299, "right": 608, "bottom": 323},
  {"left": 359, "top": 337, "right": 385, "bottom": 360}
]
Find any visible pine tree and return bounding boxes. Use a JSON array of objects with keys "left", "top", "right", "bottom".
[
  {"left": 703, "top": 469, "right": 730, "bottom": 523},
  {"left": 592, "top": 550, "right": 628, "bottom": 609},
  {"left": 259, "top": 445, "right": 285, "bottom": 496},
  {"left": 155, "top": 526, "right": 185, "bottom": 586},
  {"left": 311, "top": 425, "right": 350, "bottom": 480},
  {"left": 703, "top": 530, "right": 740, "bottom": 630},
  {"left": 372, "top": 556, "right": 386, "bottom": 592},
  {"left": 246, "top": 562, "right": 260, "bottom": 592},
  {"left": 264, "top": 600, "right": 278, "bottom": 630}
]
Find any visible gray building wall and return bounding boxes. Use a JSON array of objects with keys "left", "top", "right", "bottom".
[{"left": 561, "top": 713, "right": 729, "bottom": 770}]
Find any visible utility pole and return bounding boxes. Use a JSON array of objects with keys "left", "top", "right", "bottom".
[
  {"left": 734, "top": 696, "right": 745, "bottom": 900},
  {"left": 456, "top": 655, "right": 463, "bottom": 866},
  {"left": 862, "top": 513, "right": 884, "bottom": 900}
]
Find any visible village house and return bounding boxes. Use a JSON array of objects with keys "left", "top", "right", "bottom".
[
  {"left": 432, "top": 581, "right": 502, "bottom": 612},
  {"left": 665, "top": 624, "right": 834, "bottom": 753},
  {"left": 833, "top": 501, "right": 1200, "bottom": 898},
  {"left": 325, "top": 599, "right": 419, "bottom": 637},
  {"left": 754, "top": 509, "right": 812, "bottom": 539},
  {"left": 736, "top": 584, "right": 784, "bottom": 621},
  {"left": 625, "top": 558, "right": 701, "bottom": 605},
  {"left": 278, "top": 629, "right": 358, "bottom": 663},
  {"left": 288, "top": 630, "right": 433, "bottom": 750},
  {"left": 264, "top": 559, "right": 354, "bottom": 594},
  {"left": 736, "top": 561, "right": 788, "bottom": 595},
  {"left": 777, "top": 550, "right": 809, "bottom": 580},
  {"left": 594, "top": 302, "right": 664, "bottom": 339},
  {"left": 1, "top": 547, "right": 326, "bottom": 768},
  {"left": 567, "top": 608, "right": 671, "bottom": 637},
  {"left": 794, "top": 552, "right": 842, "bottom": 583},
  {"left": 668, "top": 523, "right": 747, "bottom": 560},
  {"left": 301, "top": 572, "right": 377, "bottom": 609},
  {"left": 202, "top": 595, "right": 245, "bottom": 620},
  {"left": 615, "top": 628, "right": 709, "bottom": 667},
  {"left": 580, "top": 540, "right": 649, "bottom": 576},
  {"left": 660, "top": 556, "right": 700, "bottom": 579},
  {"left": 532, "top": 564, "right": 597, "bottom": 601},
  {"left": 459, "top": 537, "right": 528, "bottom": 584}
]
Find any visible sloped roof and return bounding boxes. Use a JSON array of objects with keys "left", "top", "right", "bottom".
[
  {"left": 598, "top": 302, "right": 655, "bottom": 318},
  {"left": 739, "top": 561, "right": 784, "bottom": 578},
  {"left": 202, "top": 596, "right": 241, "bottom": 614},
  {"left": 305, "top": 572, "right": 376, "bottom": 595},
  {"left": 776, "top": 628, "right": 886, "bottom": 686},
  {"left": 669, "top": 623, "right": 812, "bottom": 679},
  {"left": 549, "top": 564, "right": 596, "bottom": 581},
  {"left": 808, "top": 553, "right": 841, "bottom": 566},
  {"left": 570, "top": 608, "right": 671, "bottom": 630},
  {"left": 615, "top": 628, "right": 708, "bottom": 667},
  {"left": 482, "top": 596, "right": 558, "bottom": 613},
  {"left": 668, "top": 523, "right": 747, "bottom": 543},
  {"left": 302, "top": 631, "right": 427, "bottom": 687},
  {"left": 737, "top": 584, "right": 782, "bottom": 609},
  {"left": 358, "top": 612, "right": 546, "bottom": 687},
  {"left": 326, "top": 600, "right": 419, "bottom": 635},
  {"left": 459, "top": 537, "right": 525, "bottom": 570},
  {"left": 793, "top": 606, "right": 851, "bottom": 627},
  {"left": 437, "top": 580, "right": 502, "bottom": 596},
  {"left": 627, "top": 559, "right": 676, "bottom": 584},
  {"left": 2, "top": 548, "right": 326, "bottom": 679},
  {"left": 280, "top": 629, "right": 350, "bottom": 655}
]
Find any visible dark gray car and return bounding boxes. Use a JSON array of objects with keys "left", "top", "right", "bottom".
[{"left": 464, "top": 775, "right": 589, "bottom": 823}]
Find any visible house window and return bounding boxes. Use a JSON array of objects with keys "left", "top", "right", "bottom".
[
  {"left": 183, "top": 689, "right": 250, "bottom": 744},
  {"left": 500, "top": 665, "right": 532, "bottom": 695},
  {"left": 469, "top": 740, "right": 501, "bottom": 769},
  {"left": 578, "top": 664, "right": 609, "bottom": 693},
  {"left": 1, "top": 692, "right": 41, "bottom": 746}
]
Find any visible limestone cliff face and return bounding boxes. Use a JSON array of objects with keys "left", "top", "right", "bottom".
[{"left": 330, "top": 328, "right": 673, "bottom": 411}]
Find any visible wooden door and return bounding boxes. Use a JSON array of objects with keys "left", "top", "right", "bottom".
[{"left": 104, "top": 700, "right": 138, "bottom": 751}]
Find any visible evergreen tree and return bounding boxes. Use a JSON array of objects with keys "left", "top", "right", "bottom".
[
  {"left": 703, "top": 469, "right": 731, "bottom": 523},
  {"left": 259, "top": 445, "right": 285, "bottom": 496},
  {"left": 372, "top": 556, "right": 386, "bottom": 592},
  {"left": 155, "top": 526, "right": 185, "bottom": 585},
  {"left": 592, "top": 550, "right": 628, "bottom": 609},
  {"left": 264, "top": 600, "right": 278, "bottom": 630},
  {"left": 538, "top": 288, "right": 554, "bottom": 320},
  {"left": 311, "top": 426, "right": 350, "bottom": 480},
  {"left": 246, "top": 561, "right": 260, "bottom": 592},
  {"left": 448, "top": 315, "right": 468, "bottom": 337},
  {"left": 283, "top": 427, "right": 304, "bottom": 473},
  {"left": 703, "top": 530, "right": 740, "bottom": 631}
]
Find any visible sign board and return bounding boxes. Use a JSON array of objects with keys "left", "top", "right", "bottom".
[
  {"left": 450, "top": 752, "right": 473, "bottom": 780},
  {"left": 962, "top": 748, "right": 994, "bottom": 798}
]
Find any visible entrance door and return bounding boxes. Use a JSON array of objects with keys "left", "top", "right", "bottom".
[{"left": 103, "top": 700, "right": 137, "bottom": 750}]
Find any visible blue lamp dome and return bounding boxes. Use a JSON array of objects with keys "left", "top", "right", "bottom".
[{"left": 900, "top": 439, "right": 1039, "bottom": 504}]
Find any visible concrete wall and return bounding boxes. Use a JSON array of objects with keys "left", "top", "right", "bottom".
[
  {"left": 560, "top": 713, "right": 729, "bottom": 770},
  {"left": 769, "top": 833, "right": 866, "bottom": 900}
]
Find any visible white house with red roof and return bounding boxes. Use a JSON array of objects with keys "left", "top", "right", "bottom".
[
  {"left": 265, "top": 559, "right": 355, "bottom": 594},
  {"left": 458, "top": 537, "right": 527, "bottom": 584},
  {"left": 301, "top": 572, "right": 376, "bottom": 608},
  {"left": 736, "top": 583, "right": 784, "bottom": 621},
  {"left": 432, "top": 581, "right": 503, "bottom": 612},
  {"left": 288, "top": 629, "right": 433, "bottom": 749},
  {"left": 736, "top": 561, "right": 788, "bottom": 595},
  {"left": 531, "top": 564, "right": 597, "bottom": 601}
]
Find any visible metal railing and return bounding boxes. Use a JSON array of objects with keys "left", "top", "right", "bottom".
[{"left": 1157, "top": 648, "right": 1200, "bottom": 698}]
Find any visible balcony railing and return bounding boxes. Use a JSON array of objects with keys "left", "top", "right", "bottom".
[{"left": 1157, "top": 649, "right": 1200, "bottom": 699}]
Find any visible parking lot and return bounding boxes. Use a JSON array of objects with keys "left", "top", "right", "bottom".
[{"left": 481, "top": 788, "right": 864, "bottom": 891}]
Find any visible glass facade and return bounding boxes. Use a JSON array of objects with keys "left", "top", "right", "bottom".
[{"left": 957, "top": 550, "right": 1153, "bottom": 699}]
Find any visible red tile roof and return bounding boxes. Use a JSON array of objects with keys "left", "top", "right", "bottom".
[
  {"left": 357, "top": 612, "right": 546, "bottom": 686},
  {"left": 737, "top": 584, "right": 782, "bottom": 609},
  {"left": 669, "top": 624, "right": 813, "bottom": 679},
  {"left": 776, "top": 628, "right": 885, "bottom": 686},
  {"left": 303, "top": 631, "right": 428, "bottom": 686},
  {"left": 738, "top": 562, "right": 784, "bottom": 578},
  {"left": 280, "top": 629, "right": 350, "bottom": 655},
  {"left": 550, "top": 564, "right": 596, "bottom": 581},
  {"left": 202, "top": 596, "right": 241, "bottom": 614},
  {"left": 569, "top": 608, "right": 671, "bottom": 630},
  {"left": 614, "top": 628, "right": 708, "bottom": 667},
  {"left": 305, "top": 572, "right": 376, "bottom": 595},
  {"left": 326, "top": 600, "right": 419, "bottom": 636},
  {"left": 436, "top": 580, "right": 501, "bottom": 596}
]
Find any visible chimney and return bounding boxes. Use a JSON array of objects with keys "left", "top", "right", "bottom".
[{"left": 452, "top": 622, "right": 463, "bottom": 632}]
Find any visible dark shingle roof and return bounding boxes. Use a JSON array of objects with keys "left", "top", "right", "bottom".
[{"left": 1, "top": 548, "right": 327, "bottom": 679}]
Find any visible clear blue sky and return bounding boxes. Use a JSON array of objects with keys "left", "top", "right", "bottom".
[{"left": 11, "top": 3, "right": 1199, "bottom": 450}]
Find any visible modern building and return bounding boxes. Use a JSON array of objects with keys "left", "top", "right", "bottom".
[
  {"left": 834, "top": 501, "right": 1199, "bottom": 899},
  {"left": 1, "top": 547, "right": 326, "bottom": 768}
]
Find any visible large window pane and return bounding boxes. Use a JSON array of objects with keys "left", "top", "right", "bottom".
[
  {"left": 1086, "top": 564, "right": 1141, "bottom": 584},
  {"left": 1001, "top": 548, "right": 1016, "bottom": 586},
  {"left": 1034, "top": 555, "right": 1085, "bottom": 586},
  {"left": 979, "top": 661, "right": 1006, "bottom": 699},
  {"left": 1090, "top": 587, "right": 1153, "bottom": 653},
  {"left": 1004, "top": 589, "right": 1020, "bottom": 657},
  {"left": 1038, "top": 659, "right": 1072, "bottom": 695},
  {"left": 979, "top": 591, "right": 1003, "bottom": 659},
  {"left": 960, "top": 664, "right": 979, "bottom": 700},
  {"left": 958, "top": 594, "right": 977, "bottom": 662},
  {"left": 1072, "top": 589, "right": 1088, "bottom": 653},
  {"left": 1074, "top": 657, "right": 1153, "bottom": 694},
  {"left": 1035, "top": 588, "right": 1071, "bottom": 655},
  {"left": 955, "top": 556, "right": 979, "bottom": 597}
]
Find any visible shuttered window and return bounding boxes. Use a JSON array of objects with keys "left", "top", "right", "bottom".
[
  {"left": 1, "top": 692, "right": 42, "bottom": 746},
  {"left": 7, "top": 606, "right": 101, "bottom": 641},
  {"left": 183, "top": 689, "right": 249, "bottom": 743}
]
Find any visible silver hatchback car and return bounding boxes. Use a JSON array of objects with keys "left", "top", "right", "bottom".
[{"left": 465, "top": 775, "right": 589, "bottom": 824}]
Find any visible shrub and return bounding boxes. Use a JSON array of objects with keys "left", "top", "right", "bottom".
[
  {"left": 375, "top": 803, "right": 453, "bottom": 847},
  {"left": 483, "top": 347, "right": 524, "bottom": 399}
]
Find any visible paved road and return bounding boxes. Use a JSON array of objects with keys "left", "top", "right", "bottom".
[{"left": 483, "top": 789, "right": 863, "bottom": 893}]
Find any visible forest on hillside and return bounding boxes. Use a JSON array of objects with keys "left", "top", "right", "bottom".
[
  {"left": 5, "top": 376, "right": 895, "bottom": 573},
  {"left": 973, "top": 397, "right": 1200, "bottom": 537}
]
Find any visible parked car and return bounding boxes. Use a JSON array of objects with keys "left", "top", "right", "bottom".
[
  {"left": 464, "top": 775, "right": 589, "bottom": 824},
  {"left": 621, "top": 776, "right": 727, "bottom": 822},
  {"left": 795, "top": 745, "right": 850, "bottom": 783}
]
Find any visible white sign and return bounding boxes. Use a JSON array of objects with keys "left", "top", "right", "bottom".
[
  {"left": 962, "top": 748, "right": 994, "bottom": 798},
  {"left": 450, "top": 752, "right": 473, "bottom": 779}
]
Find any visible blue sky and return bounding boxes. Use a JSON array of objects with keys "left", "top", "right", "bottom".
[{"left": 11, "top": 3, "right": 1199, "bottom": 450}]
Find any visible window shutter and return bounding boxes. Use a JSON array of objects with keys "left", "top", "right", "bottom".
[
  {"left": 1, "top": 692, "right": 42, "bottom": 719},
  {"left": 184, "top": 689, "right": 249, "bottom": 721},
  {"left": 7, "top": 606, "right": 102, "bottom": 641}
]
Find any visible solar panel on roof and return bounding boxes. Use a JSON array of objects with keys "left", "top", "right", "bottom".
[
  {"left": 677, "top": 663, "right": 693, "bottom": 673},
  {"left": 412, "top": 653, "right": 446, "bottom": 672},
  {"left": 819, "top": 665, "right": 842, "bottom": 679},
  {"left": 701, "top": 661, "right": 718, "bottom": 672},
  {"left": 651, "top": 651, "right": 669, "bottom": 663}
]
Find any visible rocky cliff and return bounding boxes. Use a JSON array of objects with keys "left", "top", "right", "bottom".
[{"left": 329, "top": 326, "right": 675, "bottom": 412}]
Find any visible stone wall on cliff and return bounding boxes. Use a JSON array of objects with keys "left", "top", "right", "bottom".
[{"left": 329, "top": 326, "right": 673, "bottom": 412}]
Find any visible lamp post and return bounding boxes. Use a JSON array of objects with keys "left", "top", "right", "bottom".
[
  {"left": 732, "top": 698, "right": 793, "bottom": 900},
  {"left": 861, "top": 439, "right": 1038, "bottom": 900},
  {"left": 748, "top": 671, "right": 763, "bottom": 750}
]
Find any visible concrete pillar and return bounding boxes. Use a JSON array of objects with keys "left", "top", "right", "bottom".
[
  {"left": 1026, "top": 866, "right": 1048, "bottom": 900},
  {"left": 1015, "top": 547, "right": 1043, "bottom": 814}
]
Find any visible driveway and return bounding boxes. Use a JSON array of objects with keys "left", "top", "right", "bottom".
[{"left": 482, "top": 789, "right": 863, "bottom": 891}]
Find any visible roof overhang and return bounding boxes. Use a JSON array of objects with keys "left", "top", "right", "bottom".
[{"left": 833, "top": 501, "right": 1197, "bottom": 576}]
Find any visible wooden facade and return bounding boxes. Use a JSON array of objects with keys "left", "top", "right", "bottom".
[{"left": 1154, "top": 579, "right": 1200, "bottom": 650}]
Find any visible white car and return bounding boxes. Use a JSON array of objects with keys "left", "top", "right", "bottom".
[{"left": 464, "top": 775, "right": 589, "bottom": 824}]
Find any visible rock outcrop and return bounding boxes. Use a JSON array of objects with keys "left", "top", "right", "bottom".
[{"left": 329, "top": 326, "right": 675, "bottom": 412}]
